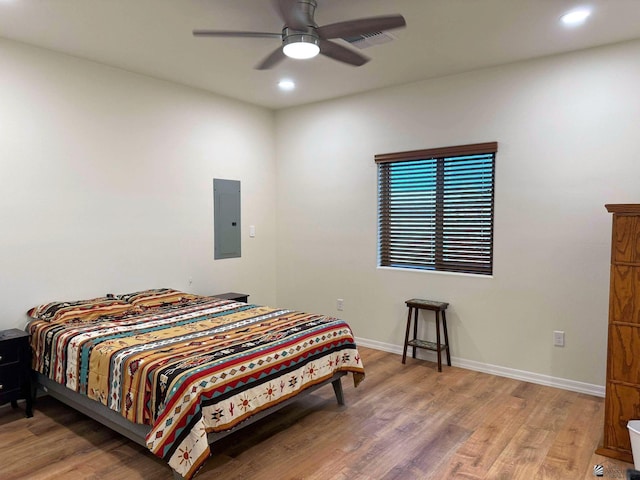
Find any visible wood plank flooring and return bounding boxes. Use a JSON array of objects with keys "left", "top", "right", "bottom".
[{"left": 0, "top": 347, "right": 633, "bottom": 479}]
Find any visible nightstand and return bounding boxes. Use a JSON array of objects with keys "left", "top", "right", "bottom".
[
  {"left": 0, "top": 329, "right": 33, "bottom": 417},
  {"left": 212, "top": 292, "right": 249, "bottom": 303}
]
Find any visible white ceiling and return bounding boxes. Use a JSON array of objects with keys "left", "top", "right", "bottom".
[{"left": 1, "top": 0, "right": 639, "bottom": 110}]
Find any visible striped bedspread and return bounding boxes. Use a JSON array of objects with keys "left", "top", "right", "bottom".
[{"left": 28, "top": 296, "right": 365, "bottom": 479}]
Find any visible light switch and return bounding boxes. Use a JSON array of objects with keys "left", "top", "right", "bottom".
[{"left": 249, "top": 225, "right": 256, "bottom": 238}]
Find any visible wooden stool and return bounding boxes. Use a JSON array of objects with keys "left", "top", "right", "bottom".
[{"left": 402, "top": 299, "right": 451, "bottom": 372}]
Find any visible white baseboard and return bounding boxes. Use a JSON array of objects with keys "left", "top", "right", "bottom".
[{"left": 355, "top": 337, "right": 605, "bottom": 398}]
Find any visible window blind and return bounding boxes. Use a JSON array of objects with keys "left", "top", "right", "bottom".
[{"left": 376, "top": 142, "right": 496, "bottom": 275}]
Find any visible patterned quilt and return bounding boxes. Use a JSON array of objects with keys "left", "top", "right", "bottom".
[{"left": 28, "top": 295, "right": 365, "bottom": 479}]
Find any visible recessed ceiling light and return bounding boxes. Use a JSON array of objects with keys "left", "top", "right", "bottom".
[
  {"left": 561, "top": 8, "right": 591, "bottom": 26},
  {"left": 278, "top": 79, "right": 296, "bottom": 91}
]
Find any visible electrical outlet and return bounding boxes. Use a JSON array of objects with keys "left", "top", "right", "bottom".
[
  {"left": 553, "top": 330, "right": 565, "bottom": 347},
  {"left": 337, "top": 299, "right": 344, "bottom": 311}
]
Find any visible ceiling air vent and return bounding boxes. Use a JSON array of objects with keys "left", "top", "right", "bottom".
[{"left": 343, "top": 31, "right": 396, "bottom": 50}]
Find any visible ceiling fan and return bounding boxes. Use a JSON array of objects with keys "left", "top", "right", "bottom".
[{"left": 193, "top": 0, "right": 406, "bottom": 70}]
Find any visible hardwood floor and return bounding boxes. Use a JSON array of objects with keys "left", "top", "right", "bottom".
[{"left": 0, "top": 347, "right": 633, "bottom": 479}]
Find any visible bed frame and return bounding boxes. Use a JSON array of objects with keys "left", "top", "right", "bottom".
[{"left": 36, "top": 371, "right": 347, "bottom": 479}]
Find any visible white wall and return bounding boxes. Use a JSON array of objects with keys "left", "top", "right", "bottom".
[
  {"left": 274, "top": 39, "right": 640, "bottom": 387},
  {"left": 0, "top": 38, "right": 278, "bottom": 330},
  {"left": 3, "top": 34, "right": 639, "bottom": 388}
]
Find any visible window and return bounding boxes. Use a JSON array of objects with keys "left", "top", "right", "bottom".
[{"left": 376, "top": 142, "right": 497, "bottom": 276}]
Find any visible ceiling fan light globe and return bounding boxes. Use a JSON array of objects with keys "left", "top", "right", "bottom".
[{"left": 283, "top": 35, "right": 320, "bottom": 59}]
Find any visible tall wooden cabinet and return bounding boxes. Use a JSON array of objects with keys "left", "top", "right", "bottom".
[{"left": 597, "top": 204, "right": 640, "bottom": 462}]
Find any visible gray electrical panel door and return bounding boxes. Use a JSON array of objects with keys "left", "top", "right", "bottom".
[{"left": 213, "top": 178, "right": 241, "bottom": 259}]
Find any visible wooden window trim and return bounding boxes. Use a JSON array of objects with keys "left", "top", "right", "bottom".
[{"left": 375, "top": 142, "right": 498, "bottom": 164}]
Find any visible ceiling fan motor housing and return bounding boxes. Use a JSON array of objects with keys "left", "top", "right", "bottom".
[{"left": 292, "top": 0, "right": 318, "bottom": 30}]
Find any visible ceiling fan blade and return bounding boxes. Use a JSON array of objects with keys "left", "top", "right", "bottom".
[
  {"left": 319, "top": 39, "right": 369, "bottom": 67},
  {"left": 317, "top": 15, "right": 406, "bottom": 39},
  {"left": 255, "top": 47, "right": 287, "bottom": 70},
  {"left": 193, "top": 30, "right": 282, "bottom": 39},
  {"left": 273, "top": 0, "right": 309, "bottom": 31}
]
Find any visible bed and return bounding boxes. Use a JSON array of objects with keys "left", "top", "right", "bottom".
[{"left": 26, "top": 289, "right": 365, "bottom": 479}]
